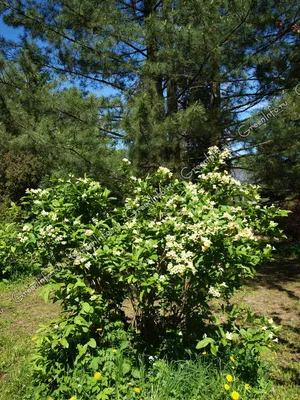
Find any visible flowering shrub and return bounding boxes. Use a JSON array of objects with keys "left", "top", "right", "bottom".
[{"left": 15, "top": 147, "right": 287, "bottom": 398}]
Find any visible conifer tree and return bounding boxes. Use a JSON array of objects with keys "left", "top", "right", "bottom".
[
  {"left": 0, "top": 41, "right": 125, "bottom": 201},
  {"left": 0, "top": 0, "right": 299, "bottom": 172},
  {"left": 240, "top": 88, "right": 300, "bottom": 202}
]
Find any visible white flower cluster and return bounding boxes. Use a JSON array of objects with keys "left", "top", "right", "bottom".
[
  {"left": 234, "top": 227, "right": 255, "bottom": 241},
  {"left": 165, "top": 236, "right": 196, "bottom": 275},
  {"left": 157, "top": 166, "right": 173, "bottom": 178},
  {"left": 17, "top": 233, "right": 29, "bottom": 243},
  {"left": 201, "top": 237, "right": 212, "bottom": 252},
  {"left": 122, "top": 158, "right": 131, "bottom": 165},
  {"left": 77, "top": 177, "right": 89, "bottom": 184},
  {"left": 74, "top": 255, "right": 88, "bottom": 265},
  {"left": 208, "top": 286, "right": 221, "bottom": 298},
  {"left": 25, "top": 188, "right": 48, "bottom": 196},
  {"left": 199, "top": 171, "right": 241, "bottom": 186},
  {"left": 38, "top": 225, "right": 67, "bottom": 244}
]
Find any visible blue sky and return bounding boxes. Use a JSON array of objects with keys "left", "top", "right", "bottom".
[{"left": 0, "top": 17, "right": 22, "bottom": 40}]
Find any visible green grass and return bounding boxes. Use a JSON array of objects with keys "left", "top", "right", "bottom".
[
  {"left": 0, "top": 279, "right": 60, "bottom": 400},
  {"left": 141, "top": 358, "right": 270, "bottom": 400}
]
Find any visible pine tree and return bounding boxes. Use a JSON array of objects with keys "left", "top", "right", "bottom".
[
  {"left": 0, "top": 0, "right": 299, "bottom": 172},
  {"left": 0, "top": 41, "right": 126, "bottom": 201},
  {"left": 240, "top": 88, "right": 300, "bottom": 201}
]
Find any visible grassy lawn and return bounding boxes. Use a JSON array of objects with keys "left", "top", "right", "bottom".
[
  {"left": 0, "top": 255, "right": 299, "bottom": 399},
  {"left": 0, "top": 279, "right": 60, "bottom": 400}
]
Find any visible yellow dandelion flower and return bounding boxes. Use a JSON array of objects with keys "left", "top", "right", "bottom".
[
  {"left": 31, "top": 336, "right": 38, "bottom": 341},
  {"left": 245, "top": 383, "right": 250, "bottom": 390},
  {"left": 226, "top": 374, "right": 233, "bottom": 382},
  {"left": 96, "top": 328, "right": 102, "bottom": 331},
  {"left": 48, "top": 398, "right": 53, "bottom": 400},
  {"left": 230, "top": 355, "right": 235, "bottom": 362},
  {"left": 134, "top": 387, "right": 141, "bottom": 393},
  {"left": 94, "top": 372, "right": 101, "bottom": 380},
  {"left": 202, "top": 351, "right": 207, "bottom": 355},
  {"left": 224, "top": 384, "right": 230, "bottom": 391},
  {"left": 268, "top": 344, "right": 272, "bottom": 348},
  {"left": 231, "top": 391, "right": 240, "bottom": 400},
  {"left": 112, "top": 349, "right": 117, "bottom": 353},
  {"left": 70, "top": 397, "right": 77, "bottom": 400}
]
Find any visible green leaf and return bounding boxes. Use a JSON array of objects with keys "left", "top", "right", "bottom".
[
  {"left": 90, "top": 357, "right": 99, "bottom": 370},
  {"left": 122, "top": 362, "right": 131, "bottom": 375},
  {"left": 196, "top": 337, "right": 215, "bottom": 349},
  {"left": 82, "top": 302, "right": 91, "bottom": 313},
  {"left": 120, "top": 340, "right": 130, "bottom": 351},
  {"left": 87, "top": 338, "right": 97, "bottom": 348},
  {"left": 131, "top": 369, "right": 141, "bottom": 379},
  {"left": 60, "top": 337, "right": 69, "bottom": 348},
  {"left": 74, "top": 315, "right": 88, "bottom": 326},
  {"left": 211, "top": 343, "right": 218, "bottom": 356}
]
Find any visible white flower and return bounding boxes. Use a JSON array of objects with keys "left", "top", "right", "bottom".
[
  {"left": 85, "top": 230, "right": 94, "bottom": 236},
  {"left": 51, "top": 213, "right": 58, "bottom": 221},
  {"left": 201, "top": 237, "right": 212, "bottom": 252},
  {"left": 207, "top": 146, "right": 220, "bottom": 156},
  {"left": 148, "top": 260, "right": 155, "bottom": 265},
  {"left": 64, "top": 218, "right": 69, "bottom": 222},
  {"left": 39, "top": 229, "right": 46, "bottom": 237},
  {"left": 18, "top": 235, "right": 29, "bottom": 243},
  {"left": 208, "top": 286, "right": 221, "bottom": 298},
  {"left": 268, "top": 318, "right": 274, "bottom": 324},
  {"left": 41, "top": 210, "right": 48, "bottom": 216},
  {"left": 225, "top": 331, "right": 233, "bottom": 340},
  {"left": 54, "top": 324, "right": 59, "bottom": 329},
  {"left": 235, "top": 227, "right": 255, "bottom": 240},
  {"left": 223, "top": 212, "right": 234, "bottom": 220},
  {"left": 202, "top": 333, "right": 207, "bottom": 338},
  {"left": 268, "top": 332, "right": 274, "bottom": 339},
  {"left": 73, "top": 220, "right": 81, "bottom": 225},
  {"left": 82, "top": 193, "right": 87, "bottom": 199},
  {"left": 262, "top": 326, "right": 267, "bottom": 331},
  {"left": 157, "top": 166, "right": 173, "bottom": 178},
  {"left": 122, "top": 158, "right": 131, "bottom": 165},
  {"left": 273, "top": 338, "right": 278, "bottom": 343},
  {"left": 22, "top": 225, "right": 31, "bottom": 232},
  {"left": 85, "top": 261, "right": 91, "bottom": 270}
]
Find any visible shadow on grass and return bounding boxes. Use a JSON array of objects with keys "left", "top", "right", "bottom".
[{"left": 251, "top": 258, "right": 300, "bottom": 300}]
